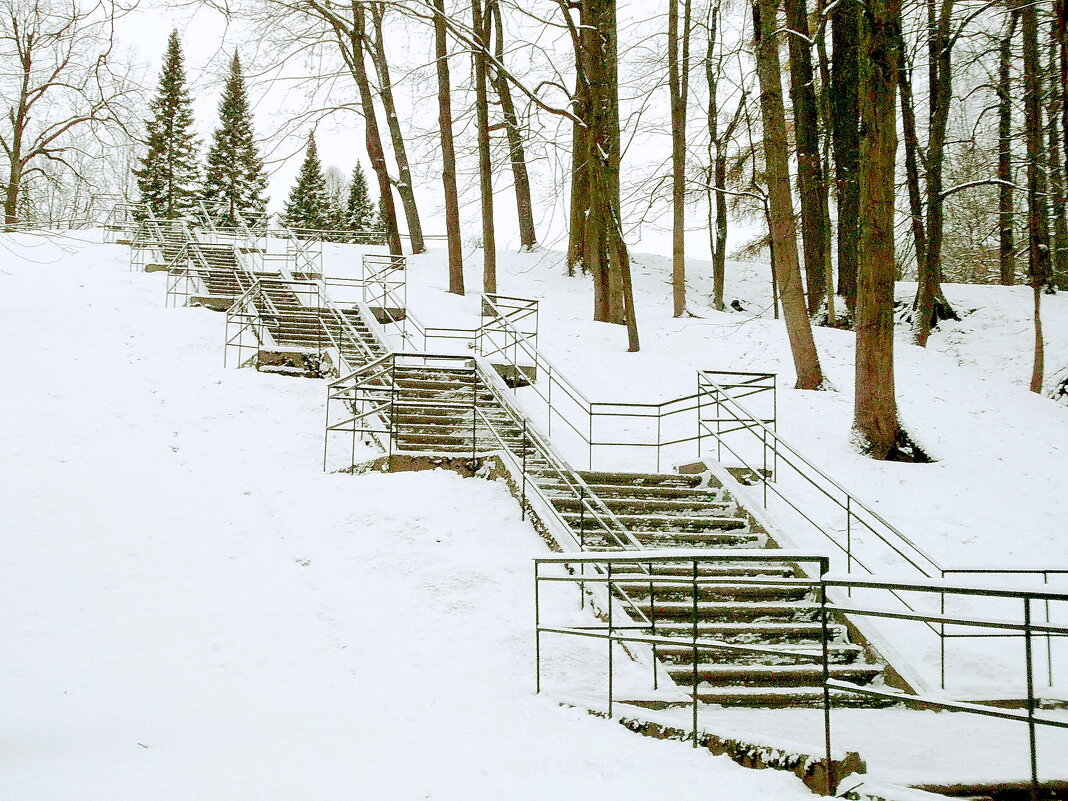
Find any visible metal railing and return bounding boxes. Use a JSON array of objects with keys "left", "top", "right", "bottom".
[{"left": 536, "top": 550, "right": 1068, "bottom": 798}]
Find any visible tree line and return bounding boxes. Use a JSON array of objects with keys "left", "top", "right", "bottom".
[{"left": 3, "top": 0, "right": 1065, "bottom": 460}]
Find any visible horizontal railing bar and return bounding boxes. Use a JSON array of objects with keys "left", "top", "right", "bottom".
[
  {"left": 536, "top": 626, "right": 824, "bottom": 660},
  {"left": 825, "top": 680, "right": 1068, "bottom": 729},
  {"left": 535, "top": 549, "right": 830, "bottom": 565}
]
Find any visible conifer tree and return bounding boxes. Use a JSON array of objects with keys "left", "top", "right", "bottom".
[
  {"left": 201, "top": 52, "right": 268, "bottom": 227},
  {"left": 282, "top": 133, "right": 332, "bottom": 233},
  {"left": 345, "top": 161, "right": 377, "bottom": 238},
  {"left": 134, "top": 30, "right": 199, "bottom": 219}
]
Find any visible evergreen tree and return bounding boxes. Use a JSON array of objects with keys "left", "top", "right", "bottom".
[
  {"left": 282, "top": 133, "right": 332, "bottom": 233},
  {"left": 201, "top": 52, "right": 269, "bottom": 227},
  {"left": 134, "top": 30, "right": 199, "bottom": 219},
  {"left": 345, "top": 161, "right": 378, "bottom": 240}
]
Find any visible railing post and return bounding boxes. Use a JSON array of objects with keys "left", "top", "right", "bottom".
[
  {"left": 940, "top": 571, "right": 947, "bottom": 690},
  {"left": 535, "top": 562, "right": 542, "bottom": 694},
  {"left": 820, "top": 561, "right": 834, "bottom": 796},
  {"left": 650, "top": 562, "right": 658, "bottom": 691},
  {"left": 520, "top": 421, "right": 528, "bottom": 520},
  {"left": 1024, "top": 597, "right": 1039, "bottom": 801},
  {"left": 691, "top": 559, "right": 699, "bottom": 747},
  {"left": 607, "top": 560, "right": 614, "bottom": 719}
]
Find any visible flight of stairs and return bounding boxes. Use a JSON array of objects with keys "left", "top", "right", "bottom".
[
  {"left": 134, "top": 221, "right": 897, "bottom": 710},
  {"left": 353, "top": 363, "right": 892, "bottom": 708}
]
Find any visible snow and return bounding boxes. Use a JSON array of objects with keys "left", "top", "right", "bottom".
[{"left": 0, "top": 230, "right": 814, "bottom": 799}]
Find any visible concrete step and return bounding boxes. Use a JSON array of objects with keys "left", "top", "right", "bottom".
[
  {"left": 654, "top": 641, "right": 863, "bottom": 666},
  {"left": 669, "top": 662, "right": 884, "bottom": 688},
  {"left": 539, "top": 481, "right": 726, "bottom": 501},
  {"left": 624, "top": 600, "right": 821, "bottom": 622},
  {"left": 613, "top": 581, "right": 811, "bottom": 603},
  {"left": 549, "top": 495, "right": 732, "bottom": 516},
  {"left": 576, "top": 470, "right": 705, "bottom": 489},
  {"left": 684, "top": 685, "right": 894, "bottom": 708},
  {"left": 562, "top": 510, "right": 749, "bottom": 533}
]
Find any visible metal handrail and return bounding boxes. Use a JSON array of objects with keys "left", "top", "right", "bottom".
[{"left": 536, "top": 551, "right": 1068, "bottom": 798}]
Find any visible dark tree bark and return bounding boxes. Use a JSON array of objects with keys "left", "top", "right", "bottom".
[
  {"left": 561, "top": 0, "right": 638, "bottom": 349},
  {"left": 705, "top": 2, "right": 742, "bottom": 313},
  {"left": 472, "top": 0, "right": 496, "bottom": 294},
  {"left": 669, "top": 0, "right": 692, "bottom": 317},
  {"left": 1021, "top": 0, "right": 1052, "bottom": 392},
  {"left": 487, "top": 0, "right": 537, "bottom": 251},
  {"left": 349, "top": 7, "right": 403, "bottom": 255},
  {"left": 753, "top": 0, "right": 824, "bottom": 390},
  {"left": 898, "top": 38, "right": 928, "bottom": 289},
  {"left": 1047, "top": 24, "right": 1068, "bottom": 288},
  {"left": 854, "top": 0, "right": 902, "bottom": 458},
  {"left": 830, "top": 0, "right": 860, "bottom": 315},
  {"left": 783, "top": 0, "right": 828, "bottom": 317},
  {"left": 998, "top": 11, "right": 1017, "bottom": 286},
  {"left": 367, "top": 6, "right": 425, "bottom": 253},
  {"left": 913, "top": 0, "right": 956, "bottom": 347},
  {"left": 429, "top": 0, "right": 463, "bottom": 294}
]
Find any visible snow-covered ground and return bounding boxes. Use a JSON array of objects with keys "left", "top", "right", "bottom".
[
  {"left": 4, "top": 229, "right": 1067, "bottom": 798},
  {"left": 0, "top": 231, "right": 813, "bottom": 799}
]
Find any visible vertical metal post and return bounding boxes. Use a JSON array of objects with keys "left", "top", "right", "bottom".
[
  {"left": 520, "top": 420, "right": 528, "bottom": 520},
  {"left": 650, "top": 562, "right": 658, "bottom": 690},
  {"left": 607, "top": 560, "right": 614, "bottom": 718},
  {"left": 820, "top": 563, "right": 834, "bottom": 796},
  {"left": 940, "top": 572, "right": 947, "bottom": 690},
  {"left": 535, "top": 562, "right": 542, "bottom": 693},
  {"left": 1044, "top": 572, "right": 1053, "bottom": 687},
  {"left": 656, "top": 414, "right": 662, "bottom": 473},
  {"left": 692, "top": 559, "right": 699, "bottom": 747},
  {"left": 1024, "top": 598, "right": 1039, "bottom": 801}
]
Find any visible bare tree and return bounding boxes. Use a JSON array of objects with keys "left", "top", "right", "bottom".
[
  {"left": 853, "top": 0, "right": 902, "bottom": 458},
  {"left": 428, "top": 0, "right": 464, "bottom": 294},
  {"left": 753, "top": 0, "right": 824, "bottom": 389},
  {"left": 0, "top": 0, "right": 136, "bottom": 226},
  {"left": 668, "top": 0, "right": 692, "bottom": 317}
]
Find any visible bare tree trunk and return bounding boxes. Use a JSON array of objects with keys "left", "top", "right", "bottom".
[
  {"left": 669, "top": 0, "right": 692, "bottom": 317},
  {"left": 814, "top": 0, "right": 836, "bottom": 325},
  {"left": 783, "top": 0, "right": 828, "bottom": 317},
  {"left": 913, "top": 0, "right": 956, "bottom": 347},
  {"left": 472, "top": 0, "right": 496, "bottom": 294},
  {"left": 367, "top": 6, "right": 425, "bottom": 253},
  {"left": 854, "top": 0, "right": 902, "bottom": 458},
  {"left": 487, "top": 0, "right": 536, "bottom": 251},
  {"left": 430, "top": 0, "right": 463, "bottom": 294},
  {"left": 999, "top": 11, "right": 1018, "bottom": 286},
  {"left": 350, "top": 8, "right": 403, "bottom": 255},
  {"left": 1021, "top": 0, "right": 1052, "bottom": 393},
  {"left": 830, "top": 0, "right": 860, "bottom": 315},
  {"left": 898, "top": 39, "right": 928, "bottom": 286},
  {"left": 705, "top": 2, "right": 736, "bottom": 313},
  {"left": 753, "top": 0, "right": 824, "bottom": 390},
  {"left": 571, "top": 0, "right": 638, "bottom": 349},
  {"left": 1048, "top": 23, "right": 1068, "bottom": 288}
]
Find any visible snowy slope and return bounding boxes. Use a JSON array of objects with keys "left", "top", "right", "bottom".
[{"left": 0, "top": 231, "right": 814, "bottom": 799}]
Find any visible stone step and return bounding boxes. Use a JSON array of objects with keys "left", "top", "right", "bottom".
[
  {"left": 648, "top": 620, "right": 842, "bottom": 642},
  {"left": 668, "top": 662, "right": 884, "bottom": 688},
  {"left": 612, "top": 581, "right": 811, "bottom": 603},
  {"left": 654, "top": 642, "right": 863, "bottom": 666},
  {"left": 549, "top": 495, "right": 732, "bottom": 516},
  {"left": 562, "top": 510, "right": 749, "bottom": 533},
  {"left": 684, "top": 685, "right": 893, "bottom": 708},
  {"left": 576, "top": 470, "right": 705, "bottom": 489},
  {"left": 609, "top": 563, "right": 796, "bottom": 579},
  {"left": 581, "top": 530, "right": 763, "bottom": 549},
  {"left": 623, "top": 600, "right": 821, "bottom": 622},
  {"left": 538, "top": 480, "right": 725, "bottom": 501}
]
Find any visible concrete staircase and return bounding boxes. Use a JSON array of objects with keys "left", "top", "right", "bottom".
[{"left": 347, "top": 362, "right": 893, "bottom": 708}]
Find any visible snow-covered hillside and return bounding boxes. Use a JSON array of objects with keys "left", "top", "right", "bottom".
[{"left": 0, "top": 231, "right": 815, "bottom": 798}]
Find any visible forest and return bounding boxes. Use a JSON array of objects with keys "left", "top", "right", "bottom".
[{"left": 2, "top": 0, "right": 1066, "bottom": 460}]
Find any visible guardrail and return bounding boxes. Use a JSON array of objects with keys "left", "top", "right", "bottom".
[{"left": 536, "top": 550, "right": 1068, "bottom": 797}]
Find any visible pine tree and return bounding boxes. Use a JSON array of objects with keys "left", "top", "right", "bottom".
[
  {"left": 282, "top": 133, "right": 333, "bottom": 234},
  {"left": 201, "top": 52, "right": 269, "bottom": 227},
  {"left": 345, "top": 161, "right": 377, "bottom": 239},
  {"left": 134, "top": 30, "right": 200, "bottom": 219}
]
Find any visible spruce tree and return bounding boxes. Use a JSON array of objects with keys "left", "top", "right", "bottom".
[
  {"left": 134, "top": 30, "right": 200, "bottom": 219},
  {"left": 201, "top": 52, "right": 269, "bottom": 227},
  {"left": 345, "top": 161, "right": 378, "bottom": 239},
  {"left": 282, "top": 133, "right": 332, "bottom": 233}
]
